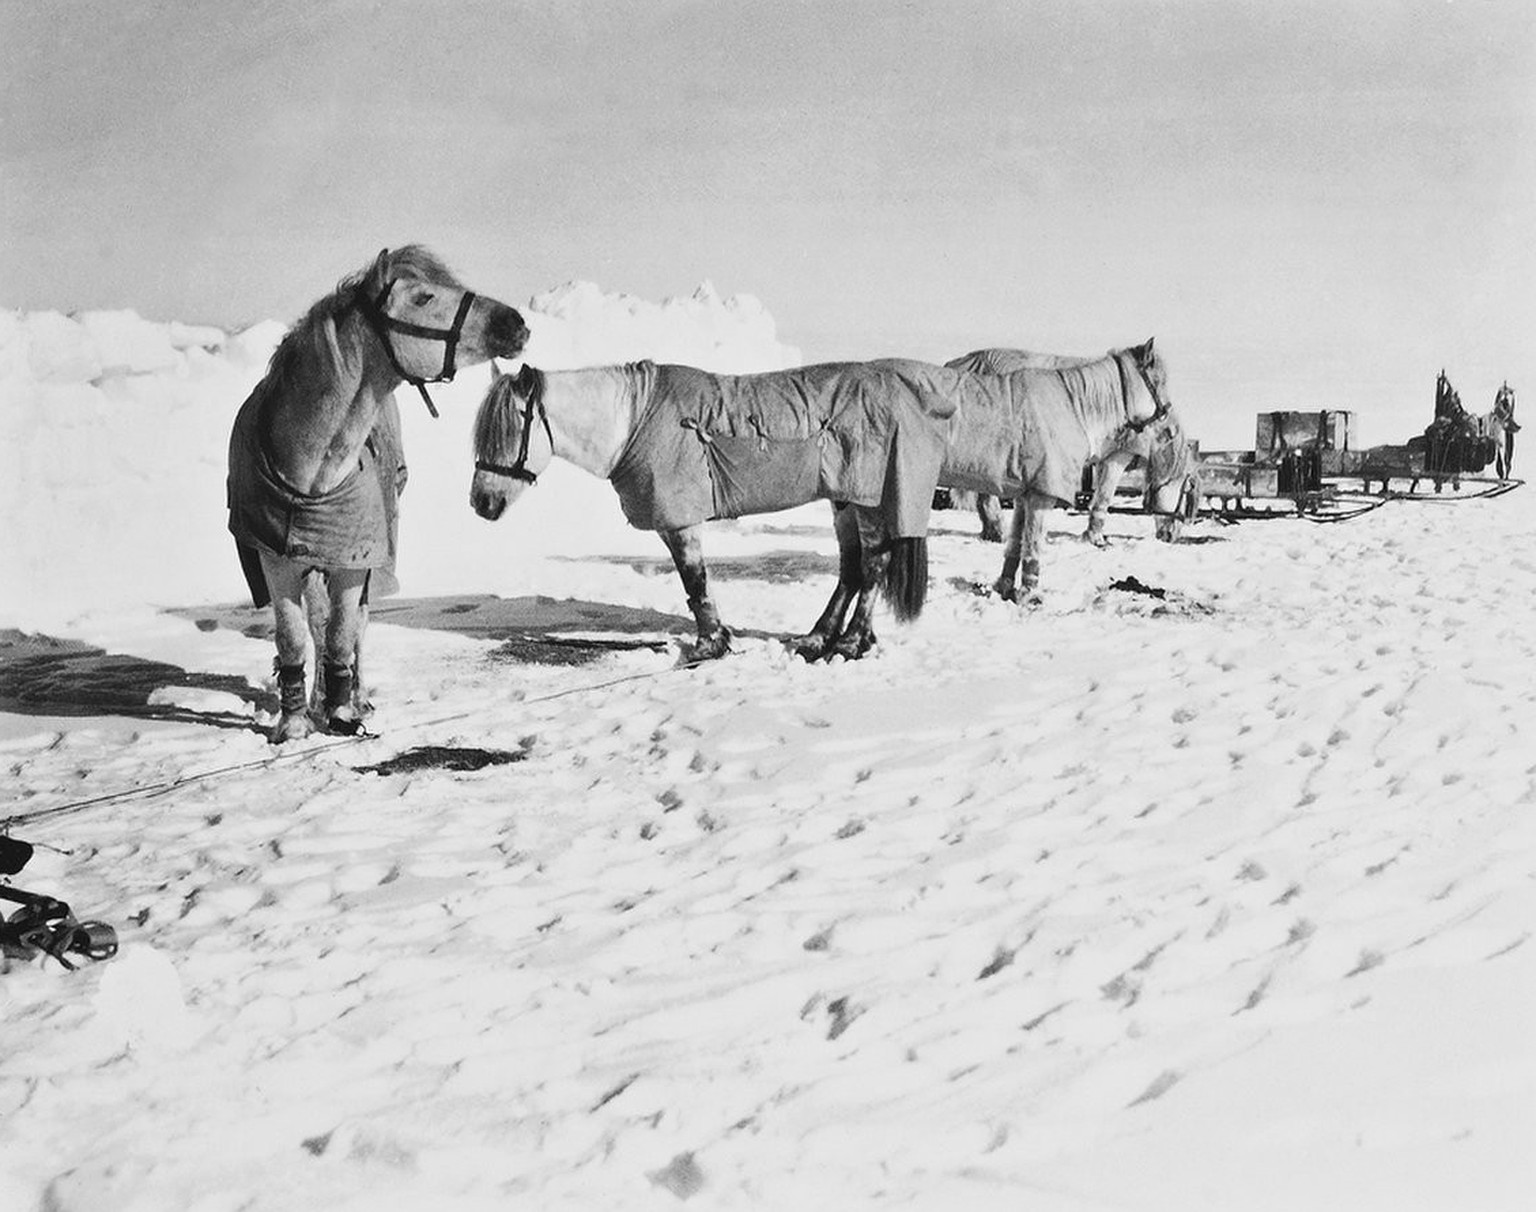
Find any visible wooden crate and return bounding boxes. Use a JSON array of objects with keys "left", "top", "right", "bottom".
[
  {"left": 1255, "top": 410, "right": 1355, "bottom": 453},
  {"left": 1197, "top": 460, "right": 1279, "bottom": 500}
]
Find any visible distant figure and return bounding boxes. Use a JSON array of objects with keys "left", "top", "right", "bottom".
[
  {"left": 1433, "top": 369, "right": 1466, "bottom": 424},
  {"left": 1491, "top": 381, "right": 1519, "bottom": 480}
]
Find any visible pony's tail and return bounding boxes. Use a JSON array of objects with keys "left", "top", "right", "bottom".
[{"left": 881, "top": 537, "right": 928, "bottom": 623}]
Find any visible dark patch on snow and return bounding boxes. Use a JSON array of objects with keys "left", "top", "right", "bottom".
[
  {"left": 353, "top": 745, "right": 525, "bottom": 776},
  {"left": 490, "top": 632, "right": 670, "bottom": 666}
]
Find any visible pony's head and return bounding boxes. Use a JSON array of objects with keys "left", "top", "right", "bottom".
[
  {"left": 1123, "top": 338, "right": 1198, "bottom": 537},
  {"left": 353, "top": 246, "right": 529, "bottom": 389},
  {"left": 471, "top": 363, "right": 552, "bottom": 520},
  {"left": 1143, "top": 416, "right": 1201, "bottom": 539},
  {"left": 1124, "top": 337, "right": 1172, "bottom": 422}
]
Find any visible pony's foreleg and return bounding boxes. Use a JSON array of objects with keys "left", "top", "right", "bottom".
[
  {"left": 304, "top": 570, "right": 328, "bottom": 720},
  {"left": 259, "top": 553, "right": 314, "bottom": 743},
  {"left": 1019, "top": 495, "right": 1050, "bottom": 597},
  {"left": 793, "top": 503, "right": 861, "bottom": 661},
  {"left": 318, "top": 567, "right": 368, "bottom": 733},
  {"left": 307, "top": 574, "right": 372, "bottom": 724},
  {"left": 1085, "top": 454, "right": 1131, "bottom": 546},
  {"left": 994, "top": 495, "right": 1048, "bottom": 602},
  {"left": 993, "top": 498, "right": 1026, "bottom": 600},
  {"left": 976, "top": 494, "right": 1004, "bottom": 543},
  {"left": 660, "top": 526, "right": 731, "bottom": 661}
]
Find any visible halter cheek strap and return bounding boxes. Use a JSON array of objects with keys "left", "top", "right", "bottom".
[
  {"left": 475, "top": 369, "right": 552, "bottom": 484},
  {"left": 1113, "top": 350, "right": 1194, "bottom": 517},
  {"left": 1116, "top": 352, "right": 1171, "bottom": 435},
  {"left": 357, "top": 281, "right": 478, "bottom": 419}
]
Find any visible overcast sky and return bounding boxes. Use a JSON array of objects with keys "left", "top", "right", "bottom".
[{"left": 3, "top": 0, "right": 1532, "bottom": 442}]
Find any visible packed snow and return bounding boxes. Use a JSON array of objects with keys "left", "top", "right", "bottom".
[{"left": 1, "top": 284, "right": 1533, "bottom": 1211}]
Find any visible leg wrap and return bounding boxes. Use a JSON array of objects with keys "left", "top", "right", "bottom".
[
  {"left": 277, "top": 663, "right": 307, "bottom": 716},
  {"left": 322, "top": 663, "right": 355, "bottom": 714},
  {"left": 688, "top": 596, "right": 722, "bottom": 636}
]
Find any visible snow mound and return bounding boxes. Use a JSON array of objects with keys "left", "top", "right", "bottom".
[
  {"left": 523, "top": 279, "right": 800, "bottom": 372},
  {"left": 0, "top": 281, "right": 801, "bottom": 623}
]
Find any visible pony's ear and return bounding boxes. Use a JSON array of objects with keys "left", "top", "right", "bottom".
[
  {"left": 488, "top": 358, "right": 503, "bottom": 379},
  {"left": 513, "top": 362, "right": 539, "bottom": 396},
  {"left": 1144, "top": 336, "right": 1156, "bottom": 355},
  {"left": 368, "top": 248, "right": 390, "bottom": 291}
]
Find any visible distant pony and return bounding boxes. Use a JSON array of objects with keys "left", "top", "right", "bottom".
[
  {"left": 470, "top": 359, "right": 965, "bottom": 661},
  {"left": 228, "top": 247, "right": 528, "bottom": 741},
  {"left": 945, "top": 346, "right": 1198, "bottom": 548}
]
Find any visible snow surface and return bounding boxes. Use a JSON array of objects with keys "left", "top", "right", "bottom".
[{"left": 1, "top": 286, "right": 1533, "bottom": 1211}]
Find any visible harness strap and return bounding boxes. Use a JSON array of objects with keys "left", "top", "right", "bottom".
[
  {"left": 475, "top": 368, "right": 552, "bottom": 484},
  {"left": 1117, "top": 352, "right": 1170, "bottom": 434},
  {"left": 355, "top": 282, "right": 478, "bottom": 419}
]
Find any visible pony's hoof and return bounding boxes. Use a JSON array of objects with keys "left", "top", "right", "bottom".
[
  {"left": 325, "top": 711, "right": 363, "bottom": 736},
  {"left": 992, "top": 580, "right": 1018, "bottom": 603},
  {"left": 790, "top": 634, "right": 831, "bottom": 662},
  {"left": 829, "top": 631, "right": 875, "bottom": 661},
  {"left": 979, "top": 524, "right": 1004, "bottom": 544},
  {"left": 687, "top": 629, "right": 732, "bottom": 662},
  {"left": 270, "top": 712, "right": 314, "bottom": 744}
]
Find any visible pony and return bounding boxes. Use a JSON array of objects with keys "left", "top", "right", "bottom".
[
  {"left": 938, "top": 339, "right": 1198, "bottom": 601},
  {"left": 943, "top": 346, "right": 1196, "bottom": 548},
  {"left": 470, "top": 359, "right": 965, "bottom": 661},
  {"left": 228, "top": 246, "right": 528, "bottom": 742}
]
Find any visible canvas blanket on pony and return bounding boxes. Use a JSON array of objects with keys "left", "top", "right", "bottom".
[
  {"left": 938, "top": 360, "right": 1105, "bottom": 508},
  {"left": 226, "top": 395, "right": 405, "bottom": 607},
  {"left": 606, "top": 360, "right": 967, "bottom": 535}
]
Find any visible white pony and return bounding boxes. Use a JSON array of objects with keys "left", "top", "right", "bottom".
[
  {"left": 945, "top": 346, "right": 1198, "bottom": 548},
  {"left": 228, "top": 247, "right": 528, "bottom": 741},
  {"left": 940, "top": 339, "right": 1199, "bottom": 600}
]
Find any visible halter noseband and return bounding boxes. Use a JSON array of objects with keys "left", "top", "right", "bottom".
[
  {"left": 475, "top": 368, "right": 553, "bottom": 485},
  {"left": 356, "top": 279, "right": 477, "bottom": 419}
]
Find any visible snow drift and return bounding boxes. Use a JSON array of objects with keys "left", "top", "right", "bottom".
[{"left": 0, "top": 282, "right": 801, "bottom": 626}]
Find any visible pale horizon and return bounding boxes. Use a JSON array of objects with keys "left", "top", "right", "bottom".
[{"left": 3, "top": 0, "right": 1533, "bottom": 444}]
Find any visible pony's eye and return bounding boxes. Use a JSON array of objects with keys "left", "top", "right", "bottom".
[{"left": 412, "top": 291, "right": 433, "bottom": 306}]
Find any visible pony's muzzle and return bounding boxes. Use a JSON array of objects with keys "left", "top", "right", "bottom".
[
  {"left": 471, "top": 482, "right": 508, "bottom": 521},
  {"left": 484, "top": 303, "right": 530, "bottom": 358}
]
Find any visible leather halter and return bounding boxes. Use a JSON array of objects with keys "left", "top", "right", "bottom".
[
  {"left": 474, "top": 367, "right": 553, "bottom": 485},
  {"left": 1114, "top": 349, "right": 1195, "bottom": 517},
  {"left": 1115, "top": 350, "right": 1171, "bottom": 435},
  {"left": 356, "top": 280, "right": 477, "bottom": 418}
]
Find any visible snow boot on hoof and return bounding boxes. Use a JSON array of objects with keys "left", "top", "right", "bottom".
[
  {"left": 271, "top": 663, "right": 313, "bottom": 744},
  {"left": 322, "top": 663, "right": 363, "bottom": 736}
]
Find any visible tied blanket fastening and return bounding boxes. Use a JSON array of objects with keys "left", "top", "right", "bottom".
[
  {"left": 226, "top": 394, "right": 404, "bottom": 607},
  {"left": 605, "top": 360, "right": 971, "bottom": 535}
]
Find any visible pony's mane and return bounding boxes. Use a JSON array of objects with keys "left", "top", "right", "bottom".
[
  {"left": 946, "top": 348, "right": 1093, "bottom": 374},
  {"left": 258, "top": 245, "right": 465, "bottom": 406},
  {"left": 473, "top": 369, "right": 526, "bottom": 462}
]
